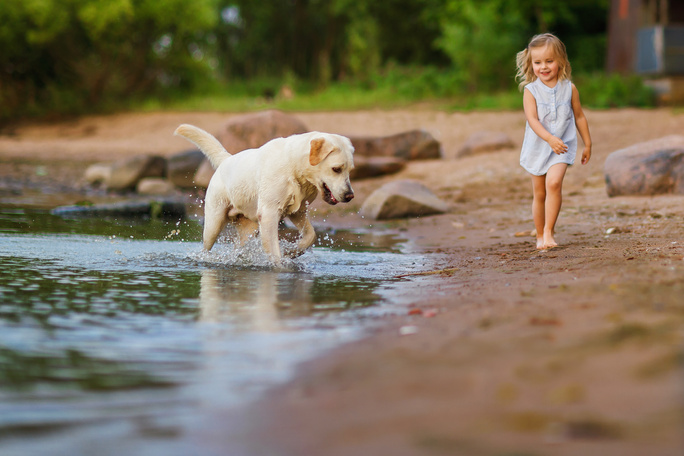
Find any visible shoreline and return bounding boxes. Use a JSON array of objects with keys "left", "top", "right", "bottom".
[
  {"left": 207, "top": 188, "right": 683, "bottom": 456},
  {"left": 1, "top": 108, "right": 683, "bottom": 455}
]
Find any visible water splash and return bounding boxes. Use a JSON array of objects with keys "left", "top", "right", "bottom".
[{"left": 188, "top": 235, "right": 305, "bottom": 270}]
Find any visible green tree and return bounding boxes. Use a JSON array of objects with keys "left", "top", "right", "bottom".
[
  {"left": 214, "top": 0, "right": 361, "bottom": 84},
  {"left": 437, "top": 0, "right": 528, "bottom": 92},
  {"left": 0, "top": 0, "right": 612, "bottom": 121},
  {"left": 437, "top": 0, "right": 608, "bottom": 92},
  {"left": 0, "top": 0, "right": 218, "bottom": 121},
  {"left": 213, "top": 0, "right": 447, "bottom": 85}
]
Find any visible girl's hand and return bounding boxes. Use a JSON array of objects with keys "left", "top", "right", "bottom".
[
  {"left": 547, "top": 136, "right": 568, "bottom": 154},
  {"left": 581, "top": 145, "right": 592, "bottom": 165}
]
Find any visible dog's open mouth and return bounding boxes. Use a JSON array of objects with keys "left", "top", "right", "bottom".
[{"left": 322, "top": 183, "right": 339, "bottom": 205}]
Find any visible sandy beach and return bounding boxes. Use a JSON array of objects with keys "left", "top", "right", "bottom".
[{"left": 1, "top": 107, "right": 683, "bottom": 455}]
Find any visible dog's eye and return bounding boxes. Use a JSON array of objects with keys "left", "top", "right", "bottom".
[{"left": 332, "top": 167, "right": 343, "bottom": 174}]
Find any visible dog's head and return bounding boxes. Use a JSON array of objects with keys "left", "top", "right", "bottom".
[{"left": 308, "top": 134, "right": 355, "bottom": 205}]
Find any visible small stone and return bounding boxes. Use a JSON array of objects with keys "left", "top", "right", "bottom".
[
  {"left": 399, "top": 325, "right": 418, "bottom": 336},
  {"left": 137, "top": 178, "right": 177, "bottom": 196}
]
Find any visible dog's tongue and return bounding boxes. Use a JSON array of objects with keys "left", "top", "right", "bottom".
[{"left": 330, "top": 194, "right": 338, "bottom": 204}]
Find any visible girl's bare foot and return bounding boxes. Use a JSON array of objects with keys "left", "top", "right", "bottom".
[
  {"left": 536, "top": 237, "right": 545, "bottom": 250},
  {"left": 542, "top": 231, "right": 558, "bottom": 249}
]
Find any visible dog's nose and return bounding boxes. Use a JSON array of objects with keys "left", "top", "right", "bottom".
[{"left": 343, "top": 192, "right": 354, "bottom": 202}]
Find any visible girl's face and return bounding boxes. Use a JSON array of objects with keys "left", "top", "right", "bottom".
[{"left": 530, "top": 44, "right": 559, "bottom": 87}]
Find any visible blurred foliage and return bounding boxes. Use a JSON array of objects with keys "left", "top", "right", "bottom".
[
  {"left": 0, "top": 0, "right": 657, "bottom": 123},
  {"left": 0, "top": 347, "right": 175, "bottom": 391},
  {"left": 0, "top": 0, "right": 219, "bottom": 121},
  {"left": 438, "top": 0, "right": 528, "bottom": 92},
  {"left": 145, "top": 69, "right": 649, "bottom": 113},
  {"left": 212, "top": 0, "right": 445, "bottom": 83},
  {"left": 576, "top": 73, "right": 657, "bottom": 108}
]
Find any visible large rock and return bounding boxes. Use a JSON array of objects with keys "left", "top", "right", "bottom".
[
  {"left": 349, "top": 130, "right": 442, "bottom": 160},
  {"left": 106, "top": 155, "right": 167, "bottom": 191},
  {"left": 360, "top": 180, "right": 448, "bottom": 220},
  {"left": 84, "top": 163, "right": 112, "bottom": 185},
  {"left": 167, "top": 149, "right": 205, "bottom": 188},
  {"left": 193, "top": 159, "right": 215, "bottom": 189},
  {"left": 216, "top": 110, "right": 309, "bottom": 154},
  {"left": 455, "top": 131, "right": 515, "bottom": 158},
  {"left": 137, "top": 178, "right": 178, "bottom": 196},
  {"left": 604, "top": 135, "right": 684, "bottom": 196},
  {"left": 350, "top": 156, "right": 406, "bottom": 180},
  {"left": 191, "top": 110, "right": 310, "bottom": 188}
]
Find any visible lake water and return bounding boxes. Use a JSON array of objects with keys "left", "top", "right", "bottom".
[{"left": 0, "top": 207, "right": 439, "bottom": 455}]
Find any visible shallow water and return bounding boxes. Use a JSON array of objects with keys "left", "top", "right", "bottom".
[{"left": 0, "top": 207, "right": 437, "bottom": 455}]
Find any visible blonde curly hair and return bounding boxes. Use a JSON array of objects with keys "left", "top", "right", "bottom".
[{"left": 515, "top": 33, "right": 571, "bottom": 91}]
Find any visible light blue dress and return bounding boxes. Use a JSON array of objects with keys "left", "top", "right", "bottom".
[{"left": 520, "top": 78, "right": 577, "bottom": 176}]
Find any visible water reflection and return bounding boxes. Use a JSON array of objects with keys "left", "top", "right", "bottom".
[
  {"left": 0, "top": 207, "right": 438, "bottom": 455},
  {"left": 200, "top": 269, "right": 291, "bottom": 331},
  {"left": 0, "top": 206, "right": 203, "bottom": 241},
  {"left": 198, "top": 266, "right": 385, "bottom": 331}
]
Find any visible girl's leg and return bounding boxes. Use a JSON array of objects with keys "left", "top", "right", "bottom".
[
  {"left": 542, "top": 163, "right": 568, "bottom": 248},
  {"left": 531, "top": 174, "right": 547, "bottom": 249}
]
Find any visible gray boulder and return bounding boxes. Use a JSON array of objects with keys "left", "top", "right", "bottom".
[
  {"left": 455, "top": 131, "right": 515, "bottom": 158},
  {"left": 350, "top": 156, "right": 406, "bottom": 180},
  {"left": 193, "top": 159, "right": 215, "bottom": 189},
  {"left": 349, "top": 130, "right": 442, "bottom": 160},
  {"left": 106, "top": 155, "right": 166, "bottom": 191},
  {"left": 604, "top": 135, "right": 684, "bottom": 196},
  {"left": 137, "top": 178, "right": 178, "bottom": 196},
  {"left": 191, "top": 110, "right": 310, "bottom": 188},
  {"left": 216, "top": 110, "right": 309, "bottom": 154},
  {"left": 360, "top": 180, "right": 448, "bottom": 220},
  {"left": 167, "top": 149, "right": 205, "bottom": 188},
  {"left": 84, "top": 163, "right": 112, "bottom": 185}
]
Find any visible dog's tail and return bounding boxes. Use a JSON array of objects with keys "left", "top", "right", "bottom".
[{"left": 174, "top": 124, "right": 230, "bottom": 169}]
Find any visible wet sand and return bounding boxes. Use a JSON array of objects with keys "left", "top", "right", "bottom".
[{"left": 1, "top": 108, "right": 683, "bottom": 455}]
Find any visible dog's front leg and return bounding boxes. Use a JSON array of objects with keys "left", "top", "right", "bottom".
[
  {"left": 286, "top": 209, "right": 316, "bottom": 258},
  {"left": 257, "top": 209, "right": 282, "bottom": 263}
]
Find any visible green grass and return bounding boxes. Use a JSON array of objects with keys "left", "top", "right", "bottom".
[
  {"left": 142, "top": 84, "right": 422, "bottom": 113},
  {"left": 2, "top": 69, "right": 661, "bottom": 125},
  {"left": 136, "top": 69, "right": 658, "bottom": 115},
  {"left": 137, "top": 82, "right": 523, "bottom": 113}
]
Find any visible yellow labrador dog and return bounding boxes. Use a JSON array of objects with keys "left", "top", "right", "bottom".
[{"left": 174, "top": 124, "right": 355, "bottom": 263}]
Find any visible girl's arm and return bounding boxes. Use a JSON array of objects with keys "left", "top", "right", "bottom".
[
  {"left": 571, "top": 83, "right": 592, "bottom": 165},
  {"left": 523, "top": 89, "right": 568, "bottom": 154}
]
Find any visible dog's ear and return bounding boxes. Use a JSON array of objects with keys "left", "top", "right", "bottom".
[{"left": 309, "top": 137, "right": 333, "bottom": 166}]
